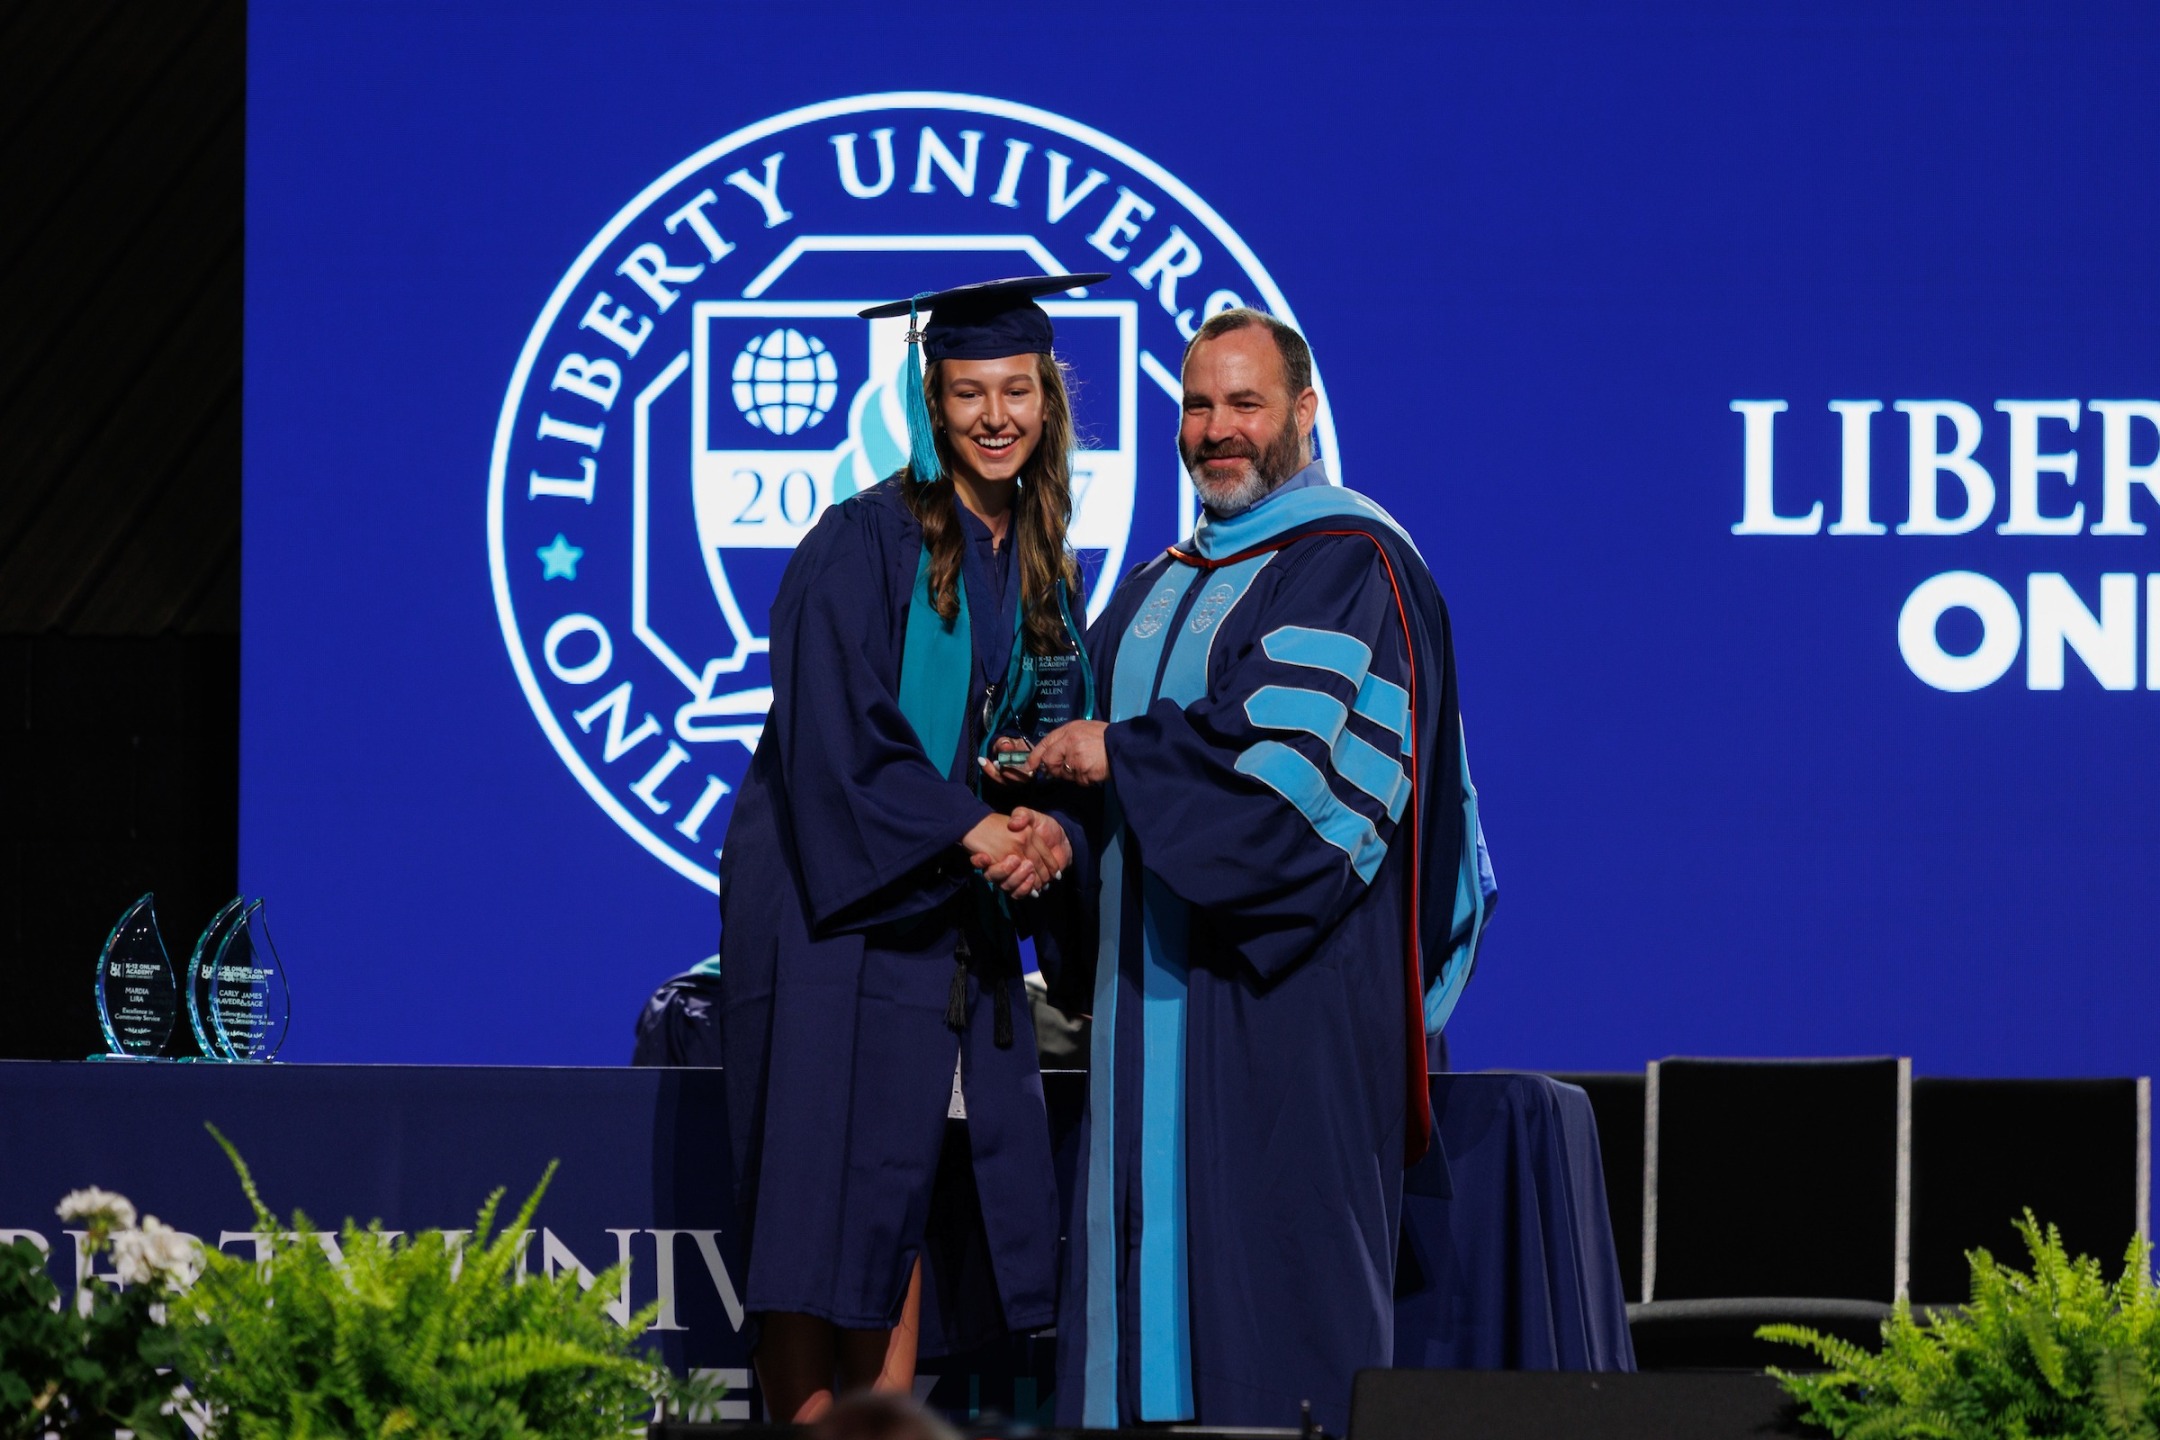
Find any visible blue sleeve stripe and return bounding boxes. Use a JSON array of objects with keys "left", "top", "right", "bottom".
[
  {"left": 1244, "top": 686, "right": 1410, "bottom": 822},
  {"left": 1261, "top": 626, "right": 1411, "bottom": 754},
  {"left": 1336, "top": 728, "right": 1411, "bottom": 822},
  {"left": 1234, "top": 740, "right": 1388, "bottom": 884},
  {"left": 1261, "top": 625, "right": 1372, "bottom": 685},
  {"left": 1353, "top": 674, "right": 1411, "bottom": 754},
  {"left": 1244, "top": 683, "right": 1347, "bottom": 743}
]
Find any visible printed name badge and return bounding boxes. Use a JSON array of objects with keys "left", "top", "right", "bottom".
[{"left": 488, "top": 94, "right": 1337, "bottom": 891}]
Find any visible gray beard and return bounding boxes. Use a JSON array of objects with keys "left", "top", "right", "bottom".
[
  {"left": 1192, "top": 461, "right": 1277, "bottom": 518},
  {"left": 1187, "top": 421, "right": 1308, "bottom": 518}
]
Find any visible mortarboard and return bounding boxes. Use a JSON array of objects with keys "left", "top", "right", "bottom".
[{"left": 859, "top": 273, "right": 1108, "bottom": 484}]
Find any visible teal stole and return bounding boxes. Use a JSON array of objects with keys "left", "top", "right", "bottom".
[
  {"left": 896, "top": 545, "right": 976, "bottom": 779},
  {"left": 898, "top": 542, "right": 1091, "bottom": 774}
]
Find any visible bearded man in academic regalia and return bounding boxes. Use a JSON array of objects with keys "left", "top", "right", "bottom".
[{"left": 1022, "top": 310, "right": 1498, "bottom": 1435}]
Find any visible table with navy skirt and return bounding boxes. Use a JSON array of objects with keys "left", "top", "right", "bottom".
[
  {"left": 1396, "top": 1072, "right": 1637, "bottom": 1371},
  {"left": 0, "top": 1056, "right": 1631, "bottom": 1423}
]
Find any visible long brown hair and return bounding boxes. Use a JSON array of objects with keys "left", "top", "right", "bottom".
[{"left": 901, "top": 353, "right": 1083, "bottom": 655}]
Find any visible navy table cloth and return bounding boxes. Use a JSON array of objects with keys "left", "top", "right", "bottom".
[{"left": 1394, "top": 1072, "right": 1637, "bottom": 1371}]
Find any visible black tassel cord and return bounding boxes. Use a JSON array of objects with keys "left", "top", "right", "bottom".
[{"left": 946, "top": 899, "right": 1020, "bottom": 1050}]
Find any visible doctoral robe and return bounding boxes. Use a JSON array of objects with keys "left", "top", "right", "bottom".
[
  {"left": 719, "top": 478, "right": 1061, "bottom": 1356},
  {"left": 1055, "top": 468, "right": 1489, "bottom": 1433}
]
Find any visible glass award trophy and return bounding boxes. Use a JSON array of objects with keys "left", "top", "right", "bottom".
[
  {"left": 208, "top": 899, "right": 289, "bottom": 1062},
  {"left": 92, "top": 894, "right": 178, "bottom": 1060},
  {"left": 983, "top": 581, "right": 1098, "bottom": 771},
  {"left": 186, "top": 898, "right": 247, "bottom": 1060}
]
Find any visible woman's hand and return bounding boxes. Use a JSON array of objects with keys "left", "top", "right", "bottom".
[
  {"left": 962, "top": 809, "right": 1071, "bottom": 898},
  {"left": 1025, "top": 720, "right": 1109, "bottom": 786},
  {"left": 963, "top": 812, "right": 1042, "bottom": 897},
  {"left": 975, "top": 738, "right": 1034, "bottom": 787}
]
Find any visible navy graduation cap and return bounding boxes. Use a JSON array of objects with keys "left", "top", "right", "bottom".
[{"left": 859, "top": 273, "right": 1108, "bottom": 482}]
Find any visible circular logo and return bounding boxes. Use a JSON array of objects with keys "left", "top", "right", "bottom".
[{"left": 489, "top": 92, "right": 1339, "bottom": 891}]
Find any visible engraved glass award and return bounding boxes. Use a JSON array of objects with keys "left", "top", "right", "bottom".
[
  {"left": 209, "top": 899, "right": 289, "bottom": 1062},
  {"left": 92, "top": 894, "right": 178, "bottom": 1060},
  {"left": 984, "top": 581, "right": 1098, "bottom": 769},
  {"left": 186, "top": 898, "right": 247, "bottom": 1060}
]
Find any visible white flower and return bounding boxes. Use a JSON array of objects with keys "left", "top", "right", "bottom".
[
  {"left": 55, "top": 1187, "right": 137, "bottom": 1230},
  {"left": 111, "top": 1231, "right": 154, "bottom": 1286},
  {"left": 111, "top": 1217, "right": 203, "bottom": 1291}
]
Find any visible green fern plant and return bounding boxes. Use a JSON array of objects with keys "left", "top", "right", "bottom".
[
  {"left": 1761, "top": 1212, "right": 2160, "bottom": 1439},
  {"left": 181, "top": 1125, "right": 719, "bottom": 1439}
]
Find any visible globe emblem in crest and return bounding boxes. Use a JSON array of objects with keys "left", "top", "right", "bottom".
[
  {"left": 733, "top": 328, "right": 838, "bottom": 434},
  {"left": 488, "top": 93, "right": 1338, "bottom": 893}
]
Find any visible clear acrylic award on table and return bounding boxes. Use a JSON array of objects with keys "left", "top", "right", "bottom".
[
  {"left": 185, "top": 897, "right": 247, "bottom": 1060},
  {"left": 207, "top": 899, "right": 289, "bottom": 1062},
  {"left": 92, "top": 893, "right": 178, "bottom": 1060}
]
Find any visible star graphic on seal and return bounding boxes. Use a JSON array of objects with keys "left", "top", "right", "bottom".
[{"left": 536, "top": 534, "right": 583, "bottom": 580}]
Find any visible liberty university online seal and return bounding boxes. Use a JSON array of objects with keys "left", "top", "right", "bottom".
[{"left": 489, "top": 93, "right": 1339, "bottom": 891}]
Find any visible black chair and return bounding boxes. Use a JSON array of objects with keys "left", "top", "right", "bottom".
[
  {"left": 1548, "top": 1071, "right": 1648, "bottom": 1303},
  {"left": 1630, "top": 1056, "right": 1909, "bottom": 1370},
  {"left": 1909, "top": 1076, "right": 2150, "bottom": 1305}
]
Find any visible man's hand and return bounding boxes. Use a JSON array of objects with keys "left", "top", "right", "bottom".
[{"left": 1025, "top": 720, "right": 1109, "bottom": 786}]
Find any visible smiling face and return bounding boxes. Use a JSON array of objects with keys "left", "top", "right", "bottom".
[
  {"left": 1177, "top": 325, "right": 1319, "bottom": 515},
  {"left": 934, "top": 354, "right": 1045, "bottom": 486}
]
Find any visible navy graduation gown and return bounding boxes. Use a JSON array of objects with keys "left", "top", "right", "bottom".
[
  {"left": 718, "top": 478, "right": 1060, "bottom": 1354},
  {"left": 1056, "top": 476, "right": 1473, "bottom": 1434}
]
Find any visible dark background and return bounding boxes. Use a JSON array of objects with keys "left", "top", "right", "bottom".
[{"left": 0, "top": 0, "right": 242, "bottom": 1059}]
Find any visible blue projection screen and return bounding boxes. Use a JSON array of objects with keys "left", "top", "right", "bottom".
[{"left": 243, "top": 2, "right": 2160, "bottom": 1072}]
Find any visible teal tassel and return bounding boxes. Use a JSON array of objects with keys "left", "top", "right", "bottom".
[{"left": 902, "top": 294, "right": 942, "bottom": 485}]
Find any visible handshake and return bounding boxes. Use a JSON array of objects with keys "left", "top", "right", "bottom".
[
  {"left": 963, "top": 807, "right": 1071, "bottom": 900},
  {"left": 961, "top": 720, "right": 1111, "bottom": 898}
]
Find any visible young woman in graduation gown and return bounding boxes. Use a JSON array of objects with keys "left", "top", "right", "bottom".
[{"left": 717, "top": 276, "right": 1103, "bottom": 1422}]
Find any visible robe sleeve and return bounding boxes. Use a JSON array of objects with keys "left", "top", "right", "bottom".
[
  {"left": 764, "top": 498, "right": 991, "bottom": 932},
  {"left": 1104, "top": 537, "right": 1417, "bottom": 979}
]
